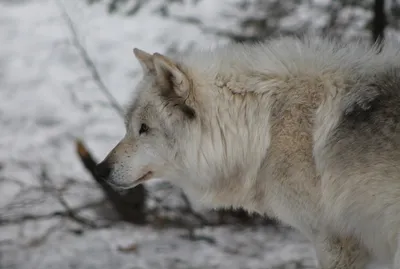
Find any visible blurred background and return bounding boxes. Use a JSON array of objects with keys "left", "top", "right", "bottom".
[{"left": 0, "top": 0, "right": 398, "bottom": 268}]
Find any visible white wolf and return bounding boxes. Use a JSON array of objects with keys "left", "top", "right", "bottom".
[{"left": 95, "top": 35, "right": 400, "bottom": 269}]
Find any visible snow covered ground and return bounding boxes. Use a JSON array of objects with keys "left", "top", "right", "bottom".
[{"left": 0, "top": 0, "right": 396, "bottom": 268}]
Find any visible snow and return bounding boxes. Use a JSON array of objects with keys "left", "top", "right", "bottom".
[
  {"left": 0, "top": 0, "right": 397, "bottom": 268},
  {"left": 2, "top": 224, "right": 317, "bottom": 269}
]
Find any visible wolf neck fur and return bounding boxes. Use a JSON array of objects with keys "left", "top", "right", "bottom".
[
  {"left": 191, "top": 68, "right": 325, "bottom": 216},
  {"left": 179, "top": 37, "right": 368, "bottom": 216}
]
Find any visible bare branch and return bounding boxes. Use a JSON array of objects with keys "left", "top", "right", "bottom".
[
  {"left": 0, "top": 200, "right": 105, "bottom": 226},
  {"left": 22, "top": 220, "right": 64, "bottom": 248},
  {"left": 179, "top": 192, "right": 208, "bottom": 224},
  {"left": 38, "top": 167, "right": 111, "bottom": 229},
  {"left": 55, "top": 0, "right": 125, "bottom": 118}
]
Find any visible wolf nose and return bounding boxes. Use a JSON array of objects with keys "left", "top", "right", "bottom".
[{"left": 95, "top": 160, "right": 111, "bottom": 180}]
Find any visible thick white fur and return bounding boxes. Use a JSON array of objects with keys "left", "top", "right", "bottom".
[{"left": 101, "top": 35, "right": 400, "bottom": 269}]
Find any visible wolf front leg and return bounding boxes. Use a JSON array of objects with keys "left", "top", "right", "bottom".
[{"left": 313, "top": 234, "right": 370, "bottom": 269}]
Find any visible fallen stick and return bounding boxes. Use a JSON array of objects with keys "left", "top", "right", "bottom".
[{"left": 75, "top": 139, "right": 147, "bottom": 225}]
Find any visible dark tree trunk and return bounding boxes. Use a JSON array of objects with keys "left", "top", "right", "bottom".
[
  {"left": 372, "top": 0, "right": 387, "bottom": 45},
  {"left": 76, "top": 140, "right": 147, "bottom": 225}
]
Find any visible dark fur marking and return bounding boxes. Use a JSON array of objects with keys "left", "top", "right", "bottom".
[
  {"left": 343, "top": 94, "right": 383, "bottom": 127},
  {"left": 318, "top": 67, "right": 400, "bottom": 178},
  {"left": 335, "top": 68, "right": 400, "bottom": 140}
]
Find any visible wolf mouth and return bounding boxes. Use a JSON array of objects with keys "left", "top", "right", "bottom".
[
  {"left": 107, "top": 172, "right": 153, "bottom": 190},
  {"left": 135, "top": 171, "right": 153, "bottom": 183}
]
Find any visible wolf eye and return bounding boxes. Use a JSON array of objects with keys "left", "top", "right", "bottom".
[{"left": 139, "top": 123, "right": 149, "bottom": 135}]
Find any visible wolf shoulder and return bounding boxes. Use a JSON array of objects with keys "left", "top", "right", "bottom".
[{"left": 313, "top": 37, "right": 400, "bottom": 176}]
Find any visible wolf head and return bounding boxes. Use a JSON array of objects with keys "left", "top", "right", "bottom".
[
  {"left": 95, "top": 49, "right": 207, "bottom": 194},
  {"left": 95, "top": 47, "right": 270, "bottom": 208}
]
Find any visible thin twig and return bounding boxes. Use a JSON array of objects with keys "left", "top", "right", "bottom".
[
  {"left": 39, "top": 167, "right": 110, "bottom": 229},
  {"left": 179, "top": 192, "right": 208, "bottom": 224},
  {"left": 0, "top": 200, "right": 105, "bottom": 226},
  {"left": 55, "top": 0, "right": 124, "bottom": 118}
]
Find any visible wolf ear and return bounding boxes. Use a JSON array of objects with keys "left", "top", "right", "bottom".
[
  {"left": 133, "top": 49, "right": 190, "bottom": 98},
  {"left": 152, "top": 52, "right": 190, "bottom": 99},
  {"left": 133, "top": 48, "right": 155, "bottom": 72}
]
